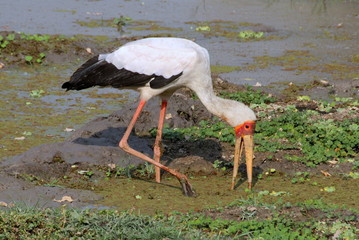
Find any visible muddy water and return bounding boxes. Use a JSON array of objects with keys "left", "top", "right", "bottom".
[
  {"left": 1, "top": 0, "right": 358, "bottom": 86},
  {"left": 0, "top": 65, "right": 131, "bottom": 159}
]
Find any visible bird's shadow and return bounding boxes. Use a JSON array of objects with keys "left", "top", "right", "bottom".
[
  {"left": 71, "top": 126, "right": 261, "bottom": 188},
  {"left": 232, "top": 165, "right": 263, "bottom": 190},
  {"left": 73, "top": 127, "right": 133, "bottom": 147},
  {"left": 71, "top": 126, "right": 225, "bottom": 162}
]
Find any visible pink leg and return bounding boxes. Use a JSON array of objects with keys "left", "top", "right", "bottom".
[
  {"left": 153, "top": 100, "right": 167, "bottom": 183},
  {"left": 119, "top": 100, "right": 195, "bottom": 197}
]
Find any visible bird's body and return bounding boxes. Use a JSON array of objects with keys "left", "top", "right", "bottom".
[
  {"left": 63, "top": 37, "right": 256, "bottom": 196},
  {"left": 63, "top": 37, "right": 255, "bottom": 126}
]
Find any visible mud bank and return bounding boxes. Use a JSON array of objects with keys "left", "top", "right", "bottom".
[{"left": 0, "top": 92, "right": 216, "bottom": 208}]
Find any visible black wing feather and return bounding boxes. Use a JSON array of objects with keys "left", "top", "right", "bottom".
[
  {"left": 62, "top": 55, "right": 182, "bottom": 91},
  {"left": 149, "top": 72, "right": 183, "bottom": 89}
]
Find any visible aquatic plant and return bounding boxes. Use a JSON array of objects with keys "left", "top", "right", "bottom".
[
  {"left": 238, "top": 30, "right": 264, "bottom": 40},
  {"left": 195, "top": 26, "right": 211, "bottom": 32},
  {"left": 29, "top": 89, "right": 45, "bottom": 98}
]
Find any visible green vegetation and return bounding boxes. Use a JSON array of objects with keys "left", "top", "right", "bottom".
[
  {"left": 0, "top": 32, "right": 118, "bottom": 66},
  {"left": 0, "top": 33, "right": 15, "bottom": 48},
  {"left": 238, "top": 30, "right": 264, "bottom": 40},
  {"left": 0, "top": 32, "right": 51, "bottom": 50},
  {"left": 0, "top": 206, "right": 188, "bottom": 239},
  {"left": 213, "top": 159, "right": 233, "bottom": 171},
  {"left": 152, "top": 88, "right": 359, "bottom": 167},
  {"left": 25, "top": 53, "right": 46, "bottom": 64},
  {"left": 0, "top": 32, "right": 58, "bottom": 65},
  {"left": 195, "top": 25, "right": 211, "bottom": 32},
  {"left": 19, "top": 32, "right": 51, "bottom": 42},
  {"left": 1, "top": 198, "right": 357, "bottom": 239},
  {"left": 257, "top": 106, "right": 359, "bottom": 166},
  {"left": 75, "top": 17, "right": 181, "bottom": 33},
  {"left": 105, "top": 164, "right": 139, "bottom": 179},
  {"left": 29, "top": 89, "right": 45, "bottom": 98},
  {"left": 219, "top": 86, "right": 277, "bottom": 106},
  {"left": 210, "top": 65, "right": 242, "bottom": 74},
  {"left": 113, "top": 16, "right": 132, "bottom": 31},
  {"left": 291, "top": 172, "right": 310, "bottom": 184},
  {"left": 187, "top": 20, "right": 283, "bottom": 41},
  {"left": 76, "top": 16, "right": 132, "bottom": 31},
  {"left": 180, "top": 199, "right": 358, "bottom": 239},
  {"left": 77, "top": 170, "right": 94, "bottom": 178}
]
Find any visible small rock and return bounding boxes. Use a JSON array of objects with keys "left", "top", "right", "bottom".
[
  {"left": 165, "top": 113, "right": 172, "bottom": 120},
  {"left": 319, "top": 79, "right": 330, "bottom": 87},
  {"left": 328, "top": 160, "right": 338, "bottom": 165},
  {"left": 320, "top": 170, "right": 331, "bottom": 177},
  {"left": 53, "top": 196, "right": 74, "bottom": 203},
  {"left": 107, "top": 163, "right": 116, "bottom": 169},
  {"left": 64, "top": 128, "right": 75, "bottom": 132},
  {"left": 14, "top": 136, "right": 26, "bottom": 141}
]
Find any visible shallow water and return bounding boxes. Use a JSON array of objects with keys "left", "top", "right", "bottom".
[
  {"left": 1, "top": 0, "right": 357, "bottom": 157},
  {"left": 0, "top": 65, "right": 131, "bottom": 158},
  {"left": 1, "top": 0, "right": 358, "bottom": 85}
]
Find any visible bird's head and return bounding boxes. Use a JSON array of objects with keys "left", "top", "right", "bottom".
[
  {"left": 223, "top": 100, "right": 256, "bottom": 190},
  {"left": 204, "top": 97, "right": 256, "bottom": 189}
]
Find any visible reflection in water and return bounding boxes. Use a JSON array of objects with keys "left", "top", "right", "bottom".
[
  {"left": 265, "top": 0, "right": 338, "bottom": 14},
  {"left": 311, "top": 0, "right": 327, "bottom": 14}
]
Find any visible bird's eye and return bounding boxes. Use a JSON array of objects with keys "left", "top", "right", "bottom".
[{"left": 245, "top": 125, "right": 250, "bottom": 129}]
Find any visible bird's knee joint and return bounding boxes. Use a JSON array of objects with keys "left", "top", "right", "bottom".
[{"left": 119, "top": 140, "right": 129, "bottom": 151}]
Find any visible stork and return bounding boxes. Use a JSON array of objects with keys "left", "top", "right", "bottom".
[{"left": 62, "top": 37, "right": 256, "bottom": 197}]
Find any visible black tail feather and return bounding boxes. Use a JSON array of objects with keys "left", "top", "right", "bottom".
[
  {"left": 62, "top": 54, "right": 182, "bottom": 91},
  {"left": 70, "top": 55, "right": 102, "bottom": 84},
  {"left": 62, "top": 55, "right": 102, "bottom": 91}
]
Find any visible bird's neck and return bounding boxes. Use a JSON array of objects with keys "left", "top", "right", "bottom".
[{"left": 192, "top": 80, "right": 256, "bottom": 127}]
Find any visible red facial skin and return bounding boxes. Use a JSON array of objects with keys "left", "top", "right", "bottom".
[{"left": 234, "top": 121, "right": 256, "bottom": 137}]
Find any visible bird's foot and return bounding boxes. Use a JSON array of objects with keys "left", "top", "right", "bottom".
[{"left": 178, "top": 177, "right": 196, "bottom": 197}]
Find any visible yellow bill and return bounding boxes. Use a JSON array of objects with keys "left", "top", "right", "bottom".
[{"left": 231, "top": 121, "right": 255, "bottom": 190}]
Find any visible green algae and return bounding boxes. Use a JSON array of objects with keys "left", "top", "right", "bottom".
[
  {"left": 0, "top": 32, "right": 114, "bottom": 66},
  {"left": 350, "top": 54, "right": 359, "bottom": 63},
  {"left": 75, "top": 18, "right": 182, "bottom": 33},
  {"left": 186, "top": 20, "right": 285, "bottom": 41},
  {"left": 319, "top": 30, "right": 354, "bottom": 41},
  {"left": 75, "top": 19, "right": 113, "bottom": 28},
  {"left": 93, "top": 174, "right": 359, "bottom": 214},
  {"left": 128, "top": 20, "right": 182, "bottom": 32},
  {"left": 246, "top": 50, "right": 317, "bottom": 71},
  {"left": 0, "top": 65, "right": 131, "bottom": 160},
  {"left": 245, "top": 49, "right": 359, "bottom": 83},
  {"left": 53, "top": 9, "right": 77, "bottom": 14},
  {"left": 210, "top": 65, "right": 241, "bottom": 74}
]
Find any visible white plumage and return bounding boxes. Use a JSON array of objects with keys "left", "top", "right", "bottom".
[
  {"left": 98, "top": 37, "right": 256, "bottom": 126},
  {"left": 101, "top": 38, "right": 199, "bottom": 79}
]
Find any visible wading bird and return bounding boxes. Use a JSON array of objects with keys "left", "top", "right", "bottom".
[{"left": 62, "top": 37, "right": 256, "bottom": 197}]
